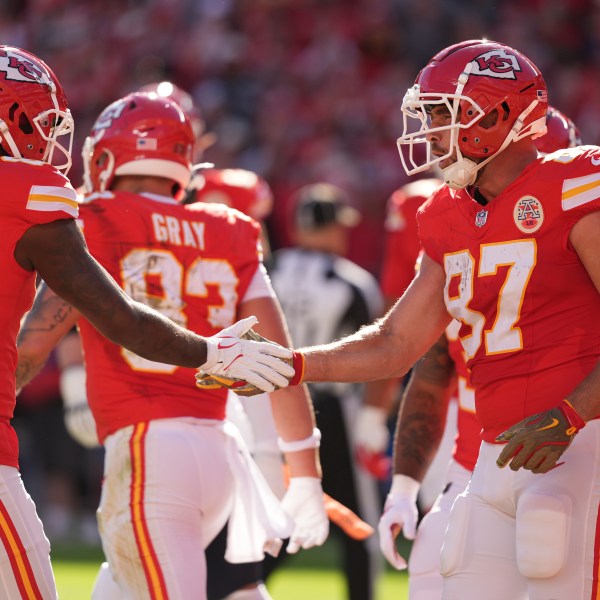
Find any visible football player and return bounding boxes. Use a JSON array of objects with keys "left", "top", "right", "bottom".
[
  {"left": 379, "top": 105, "right": 583, "bottom": 600},
  {"left": 241, "top": 40, "right": 600, "bottom": 599},
  {"left": 60, "top": 80, "right": 285, "bottom": 599},
  {"left": 17, "top": 91, "right": 328, "bottom": 599},
  {"left": 135, "top": 82, "right": 286, "bottom": 600},
  {"left": 534, "top": 105, "right": 581, "bottom": 156},
  {"left": 0, "top": 45, "right": 291, "bottom": 600},
  {"left": 380, "top": 178, "right": 443, "bottom": 306}
]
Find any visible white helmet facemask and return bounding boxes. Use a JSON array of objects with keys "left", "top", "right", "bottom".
[{"left": 397, "top": 64, "right": 544, "bottom": 190}]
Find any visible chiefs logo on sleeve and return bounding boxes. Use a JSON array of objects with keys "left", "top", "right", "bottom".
[{"left": 471, "top": 49, "right": 522, "bottom": 80}]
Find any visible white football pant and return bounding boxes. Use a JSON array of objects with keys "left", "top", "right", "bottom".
[{"left": 440, "top": 423, "right": 600, "bottom": 600}]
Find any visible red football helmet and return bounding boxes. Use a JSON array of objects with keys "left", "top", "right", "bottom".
[
  {"left": 138, "top": 81, "right": 205, "bottom": 139},
  {"left": 0, "top": 46, "right": 73, "bottom": 172},
  {"left": 189, "top": 168, "right": 274, "bottom": 221},
  {"left": 81, "top": 92, "right": 195, "bottom": 194},
  {"left": 397, "top": 40, "right": 548, "bottom": 189},
  {"left": 534, "top": 106, "right": 581, "bottom": 155}
]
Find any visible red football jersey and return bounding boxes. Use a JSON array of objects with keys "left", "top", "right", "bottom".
[
  {"left": 0, "top": 158, "right": 78, "bottom": 467},
  {"left": 419, "top": 147, "right": 600, "bottom": 442},
  {"left": 380, "top": 179, "right": 441, "bottom": 301},
  {"left": 76, "top": 191, "right": 262, "bottom": 443},
  {"left": 446, "top": 321, "right": 481, "bottom": 471}
]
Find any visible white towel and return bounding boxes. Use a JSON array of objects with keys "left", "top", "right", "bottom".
[{"left": 222, "top": 421, "right": 294, "bottom": 563}]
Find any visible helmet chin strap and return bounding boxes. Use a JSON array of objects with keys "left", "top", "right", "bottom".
[{"left": 442, "top": 157, "right": 478, "bottom": 190}]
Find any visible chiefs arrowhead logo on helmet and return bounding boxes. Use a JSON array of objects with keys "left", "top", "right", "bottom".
[
  {"left": 471, "top": 49, "right": 523, "bottom": 80},
  {"left": 471, "top": 50, "right": 521, "bottom": 79}
]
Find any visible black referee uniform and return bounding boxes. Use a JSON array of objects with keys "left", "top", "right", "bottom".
[{"left": 269, "top": 246, "right": 384, "bottom": 600}]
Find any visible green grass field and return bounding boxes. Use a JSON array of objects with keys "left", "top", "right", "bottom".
[{"left": 52, "top": 537, "right": 410, "bottom": 599}]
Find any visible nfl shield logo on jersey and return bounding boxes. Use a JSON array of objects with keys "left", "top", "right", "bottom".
[
  {"left": 514, "top": 195, "right": 544, "bottom": 233},
  {"left": 475, "top": 210, "right": 488, "bottom": 227}
]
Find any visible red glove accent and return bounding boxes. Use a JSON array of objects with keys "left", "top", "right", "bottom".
[{"left": 559, "top": 399, "right": 586, "bottom": 434}]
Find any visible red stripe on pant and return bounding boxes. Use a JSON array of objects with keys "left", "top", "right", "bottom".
[
  {"left": 0, "top": 499, "right": 44, "bottom": 599},
  {"left": 592, "top": 503, "right": 600, "bottom": 600},
  {"left": 129, "top": 422, "right": 169, "bottom": 600}
]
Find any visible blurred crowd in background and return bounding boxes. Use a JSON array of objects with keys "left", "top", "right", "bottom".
[{"left": 4, "top": 0, "right": 599, "bottom": 544}]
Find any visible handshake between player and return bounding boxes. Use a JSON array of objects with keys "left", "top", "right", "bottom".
[{"left": 197, "top": 316, "right": 305, "bottom": 394}]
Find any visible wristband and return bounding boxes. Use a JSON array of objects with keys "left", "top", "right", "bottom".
[
  {"left": 278, "top": 428, "right": 321, "bottom": 453},
  {"left": 288, "top": 351, "right": 305, "bottom": 386},
  {"left": 560, "top": 399, "right": 586, "bottom": 433},
  {"left": 388, "top": 474, "right": 420, "bottom": 503}
]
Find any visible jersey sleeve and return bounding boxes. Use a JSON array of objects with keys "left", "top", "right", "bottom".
[
  {"left": 554, "top": 146, "right": 600, "bottom": 228},
  {"left": 2, "top": 161, "right": 78, "bottom": 270},
  {"left": 18, "top": 163, "right": 78, "bottom": 225}
]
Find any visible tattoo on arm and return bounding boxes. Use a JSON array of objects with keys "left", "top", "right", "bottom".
[
  {"left": 15, "top": 356, "right": 43, "bottom": 393},
  {"left": 19, "top": 291, "right": 74, "bottom": 337},
  {"left": 393, "top": 334, "right": 455, "bottom": 481},
  {"left": 17, "top": 284, "right": 79, "bottom": 391},
  {"left": 412, "top": 334, "right": 454, "bottom": 387}
]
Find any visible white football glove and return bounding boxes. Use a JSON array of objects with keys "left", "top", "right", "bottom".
[
  {"left": 281, "top": 477, "right": 329, "bottom": 554},
  {"left": 378, "top": 474, "right": 420, "bottom": 570},
  {"left": 354, "top": 405, "right": 389, "bottom": 453},
  {"left": 198, "top": 317, "right": 294, "bottom": 393},
  {"left": 60, "top": 365, "right": 100, "bottom": 449}
]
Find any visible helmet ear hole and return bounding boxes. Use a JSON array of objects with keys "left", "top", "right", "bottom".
[
  {"left": 480, "top": 109, "right": 499, "bottom": 129},
  {"left": 8, "top": 102, "right": 18, "bottom": 122},
  {"left": 18, "top": 112, "right": 33, "bottom": 134}
]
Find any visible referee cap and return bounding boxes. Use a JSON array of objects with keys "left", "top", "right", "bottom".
[{"left": 293, "top": 183, "right": 361, "bottom": 231}]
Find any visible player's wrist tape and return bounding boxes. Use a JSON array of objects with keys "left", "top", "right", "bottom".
[
  {"left": 389, "top": 474, "right": 420, "bottom": 502},
  {"left": 288, "top": 351, "right": 305, "bottom": 386},
  {"left": 560, "top": 399, "right": 586, "bottom": 433},
  {"left": 278, "top": 428, "right": 321, "bottom": 453}
]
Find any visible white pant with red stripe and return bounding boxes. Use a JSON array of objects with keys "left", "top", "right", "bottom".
[
  {"left": 0, "top": 465, "right": 57, "bottom": 599},
  {"left": 440, "top": 422, "right": 600, "bottom": 600},
  {"left": 98, "top": 418, "right": 290, "bottom": 600}
]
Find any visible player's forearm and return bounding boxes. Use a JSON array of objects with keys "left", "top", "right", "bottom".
[
  {"left": 17, "top": 283, "right": 79, "bottom": 390},
  {"left": 393, "top": 334, "right": 455, "bottom": 481},
  {"left": 101, "top": 298, "right": 210, "bottom": 367},
  {"left": 565, "top": 360, "right": 600, "bottom": 422},
  {"left": 54, "top": 254, "right": 208, "bottom": 367},
  {"left": 271, "top": 384, "right": 321, "bottom": 478},
  {"left": 300, "top": 320, "right": 414, "bottom": 383},
  {"left": 393, "top": 380, "right": 450, "bottom": 482},
  {"left": 300, "top": 258, "right": 450, "bottom": 385},
  {"left": 240, "top": 296, "right": 322, "bottom": 477},
  {"left": 25, "top": 219, "right": 208, "bottom": 368},
  {"left": 15, "top": 356, "right": 44, "bottom": 393}
]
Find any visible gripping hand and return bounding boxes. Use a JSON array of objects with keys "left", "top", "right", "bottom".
[
  {"left": 496, "top": 399, "right": 586, "bottom": 474},
  {"left": 197, "top": 317, "right": 294, "bottom": 394},
  {"left": 378, "top": 475, "right": 420, "bottom": 570},
  {"left": 281, "top": 477, "right": 329, "bottom": 554}
]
